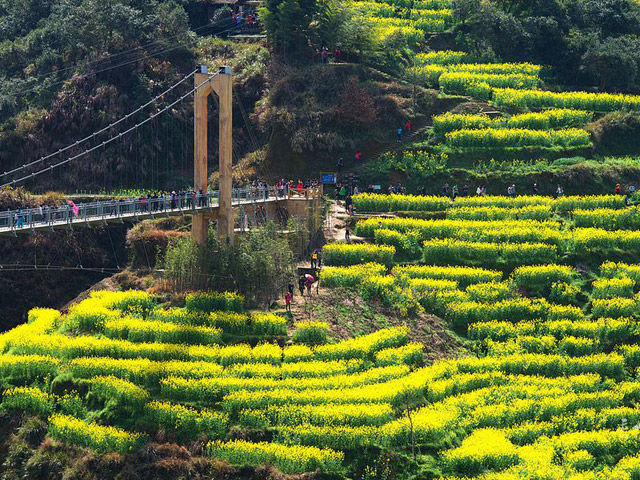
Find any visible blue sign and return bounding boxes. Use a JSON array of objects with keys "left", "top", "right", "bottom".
[{"left": 321, "top": 173, "right": 337, "bottom": 184}]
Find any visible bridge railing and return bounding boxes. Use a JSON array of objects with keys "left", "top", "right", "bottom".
[{"left": 0, "top": 186, "right": 301, "bottom": 233}]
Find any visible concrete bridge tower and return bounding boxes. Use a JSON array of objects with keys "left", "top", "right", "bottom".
[{"left": 193, "top": 65, "right": 233, "bottom": 246}]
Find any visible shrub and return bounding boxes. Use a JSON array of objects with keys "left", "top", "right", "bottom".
[
  {"left": 445, "top": 127, "right": 591, "bottom": 150},
  {"left": 375, "top": 343, "right": 424, "bottom": 367},
  {"left": 374, "top": 228, "right": 421, "bottom": 260},
  {"left": 185, "top": 292, "right": 244, "bottom": 313},
  {"left": 423, "top": 239, "right": 557, "bottom": 267},
  {"left": 90, "top": 376, "right": 149, "bottom": 409},
  {"left": 293, "top": 321, "right": 330, "bottom": 346},
  {"left": 323, "top": 244, "right": 396, "bottom": 267},
  {"left": 591, "top": 297, "right": 638, "bottom": 318},
  {"left": 510, "top": 265, "right": 575, "bottom": 296},
  {"left": 549, "top": 282, "right": 580, "bottom": 305},
  {"left": 434, "top": 109, "right": 592, "bottom": 136},
  {"left": 315, "top": 327, "right": 410, "bottom": 361},
  {"left": 465, "top": 282, "right": 512, "bottom": 303},
  {"left": 446, "top": 298, "right": 551, "bottom": 329},
  {"left": 207, "top": 440, "right": 343, "bottom": 474},
  {"left": 48, "top": 414, "right": 145, "bottom": 454},
  {"left": 592, "top": 277, "right": 635, "bottom": 299},
  {"left": 321, "top": 263, "right": 388, "bottom": 288},
  {"left": 493, "top": 87, "right": 640, "bottom": 112},
  {"left": 393, "top": 264, "right": 502, "bottom": 287},
  {"left": 146, "top": 401, "right": 227, "bottom": 440},
  {"left": 443, "top": 428, "right": 520, "bottom": 476},
  {"left": 352, "top": 193, "right": 450, "bottom": 213},
  {"left": 3, "top": 387, "right": 55, "bottom": 416}
]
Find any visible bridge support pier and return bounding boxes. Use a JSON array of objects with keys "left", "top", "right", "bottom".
[{"left": 193, "top": 66, "right": 234, "bottom": 247}]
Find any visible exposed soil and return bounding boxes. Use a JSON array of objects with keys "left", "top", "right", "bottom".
[{"left": 287, "top": 287, "right": 465, "bottom": 362}]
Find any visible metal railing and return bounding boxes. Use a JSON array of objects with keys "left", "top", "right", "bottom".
[
  {"left": 0, "top": 187, "right": 277, "bottom": 233},
  {"left": 0, "top": 185, "right": 323, "bottom": 234}
]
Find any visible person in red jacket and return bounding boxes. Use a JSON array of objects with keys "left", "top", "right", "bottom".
[{"left": 285, "top": 292, "right": 291, "bottom": 311}]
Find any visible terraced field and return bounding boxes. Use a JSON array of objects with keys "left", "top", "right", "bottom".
[
  {"left": 318, "top": 193, "right": 640, "bottom": 478},
  {"left": 7, "top": 194, "right": 640, "bottom": 477}
]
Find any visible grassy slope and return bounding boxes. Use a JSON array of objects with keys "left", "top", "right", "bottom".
[{"left": 289, "top": 287, "right": 465, "bottom": 362}]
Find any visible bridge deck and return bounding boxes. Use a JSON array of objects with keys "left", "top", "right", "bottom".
[{"left": 0, "top": 187, "right": 318, "bottom": 236}]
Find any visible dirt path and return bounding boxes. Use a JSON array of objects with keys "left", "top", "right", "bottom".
[
  {"left": 322, "top": 199, "right": 369, "bottom": 244},
  {"left": 324, "top": 200, "right": 349, "bottom": 242}
]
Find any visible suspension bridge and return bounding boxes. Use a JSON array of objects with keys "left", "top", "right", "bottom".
[
  {"left": 0, "top": 187, "right": 321, "bottom": 237},
  {"left": 1, "top": 64, "right": 323, "bottom": 244}
]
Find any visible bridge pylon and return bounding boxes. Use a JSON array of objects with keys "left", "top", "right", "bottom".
[{"left": 193, "top": 65, "right": 233, "bottom": 246}]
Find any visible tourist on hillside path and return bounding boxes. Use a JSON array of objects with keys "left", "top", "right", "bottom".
[
  {"left": 285, "top": 292, "right": 291, "bottom": 312},
  {"left": 355, "top": 151, "right": 361, "bottom": 163},
  {"left": 345, "top": 195, "right": 353, "bottom": 214},
  {"left": 397, "top": 127, "right": 403, "bottom": 142},
  {"left": 334, "top": 47, "right": 341, "bottom": 63},
  {"left": 298, "top": 276, "right": 306, "bottom": 296},
  {"left": 345, "top": 227, "right": 351, "bottom": 243},
  {"left": 616, "top": 183, "right": 622, "bottom": 195},
  {"left": 311, "top": 250, "right": 318, "bottom": 269},
  {"left": 288, "top": 280, "right": 294, "bottom": 297},
  {"left": 556, "top": 184, "right": 564, "bottom": 197},
  {"left": 405, "top": 120, "right": 411, "bottom": 134},
  {"left": 442, "top": 183, "right": 450, "bottom": 197},
  {"left": 339, "top": 184, "right": 346, "bottom": 201},
  {"left": 284, "top": 292, "right": 291, "bottom": 312},
  {"left": 533, "top": 183, "right": 538, "bottom": 195},
  {"left": 305, "top": 275, "right": 314, "bottom": 296},
  {"left": 451, "top": 185, "right": 458, "bottom": 201},
  {"left": 337, "top": 157, "right": 343, "bottom": 173}
]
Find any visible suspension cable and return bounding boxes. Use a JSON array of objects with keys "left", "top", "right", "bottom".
[
  {"left": 16, "top": 20, "right": 227, "bottom": 90},
  {"left": 1, "top": 73, "right": 219, "bottom": 189},
  {"left": 1, "top": 69, "right": 198, "bottom": 181},
  {"left": 5, "top": 20, "right": 248, "bottom": 100}
]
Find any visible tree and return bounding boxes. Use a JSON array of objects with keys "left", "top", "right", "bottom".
[
  {"left": 260, "top": 0, "right": 318, "bottom": 55},
  {"left": 451, "top": 0, "right": 481, "bottom": 26},
  {"left": 165, "top": 223, "right": 296, "bottom": 307},
  {"left": 581, "top": 36, "right": 640, "bottom": 90}
]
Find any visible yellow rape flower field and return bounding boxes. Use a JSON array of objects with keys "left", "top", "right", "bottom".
[{"left": 7, "top": 195, "right": 640, "bottom": 478}]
